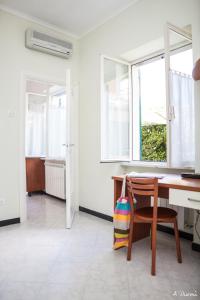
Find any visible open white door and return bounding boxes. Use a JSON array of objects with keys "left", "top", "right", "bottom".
[{"left": 65, "top": 69, "right": 77, "bottom": 229}]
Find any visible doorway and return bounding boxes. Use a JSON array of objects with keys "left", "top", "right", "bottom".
[
  {"left": 20, "top": 72, "right": 78, "bottom": 228},
  {"left": 24, "top": 77, "right": 67, "bottom": 227}
]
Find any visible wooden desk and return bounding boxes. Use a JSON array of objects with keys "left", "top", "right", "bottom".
[{"left": 112, "top": 174, "right": 200, "bottom": 243}]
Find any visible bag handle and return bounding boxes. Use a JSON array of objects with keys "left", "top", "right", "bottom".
[
  {"left": 121, "top": 173, "right": 137, "bottom": 204},
  {"left": 121, "top": 175, "right": 127, "bottom": 197}
]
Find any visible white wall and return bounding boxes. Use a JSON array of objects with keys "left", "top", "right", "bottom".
[
  {"left": 0, "top": 0, "right": 199, "bottom": 231},
  {"left": 192, "top": 0, "right": 200, "bottom": 244},
  {"left": 0, "top": 11, "right": 79, "bottom": 221},
  {"left": 79, "top": 0, "right": 200, "bottom": 217}
]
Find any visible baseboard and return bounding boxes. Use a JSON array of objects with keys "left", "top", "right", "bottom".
[
  {"left": 0, "top": 218, "right": 20, "bottom": 227},
  {"left": 79, "top": 206, "right": 113, "bottom": 222},
  {"left": 192, "top": 242, "right": 200, "bottom": 252},
  {"left": 44, "top": 192, "right": 66, "bottom": 201},
  {"left": 79, "top": 207, "right": 194, "bottom": 242},
  {"left": 28, "top": 191, "right": 66, "bottom": 202},
  {"left": 157, "top": 224, "right": 193, "bottom": 241},
  {"left": 28, "top": 191, "right": 45, "bottom": 196}
]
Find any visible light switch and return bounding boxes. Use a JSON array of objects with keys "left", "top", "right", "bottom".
[
  {"left": 8, "top": 110, "right": 16, "bottom": 118},
  {"left": 0, "top": 197, "right": 5, "bottom": 205}
]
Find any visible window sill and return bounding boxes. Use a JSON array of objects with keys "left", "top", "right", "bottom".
[{"left": 121, "top": 161, "right": 194, "bottom": 172}]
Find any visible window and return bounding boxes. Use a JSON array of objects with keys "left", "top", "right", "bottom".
[
  {"left": 101, "top": 57, "right": 130, "bottom": 161},
  {"left": 48, "top": 87, "right": 66, "bottom": 158},
  {"left": 26, "top": 94, "right": 47, "bottom": 157},
  {"left": 101, "top": 24, "right": 195, "bottom": 168},
  {"left": 167, "top": 25, "right": 195, "bottom": 168},
  {"left": 25, "top": 81, "right": 66, "bottom": 158},
  {"left": 132, "top": 57, "right": 167, "bottom": 162},
  {"left": 168, "top": 48, "right": 194, "bottom": 168}
]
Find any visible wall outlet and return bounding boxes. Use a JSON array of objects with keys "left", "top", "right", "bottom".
[{"left": 0, "top": 197, "right": 6, "bottom": 205}]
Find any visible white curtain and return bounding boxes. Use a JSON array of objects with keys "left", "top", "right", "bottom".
[
  {"left": 48, "top": 93, "right": 66, "bottom": 158},
  {"left": 26, "top": 94, "right": 46, "bottom": 157},
  {"left": 170, "top": 70, "right": 195, "bottom": 168},
  {"left": 26, "top": 92, "right": 66, "bottom": 159}
]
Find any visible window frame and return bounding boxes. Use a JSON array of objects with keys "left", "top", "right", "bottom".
[
  {"left": 130, "top": 45, "right": 193, "bottom": 168},
  {"left": 131, "top": 53, "right": 167, "bottom": 165},
  {"left": 25, "top": 88, "right": 67, "bottom": 159},
  {"left": 100, "top": 54, "right": 132, "bottom": 162},
  {"left": 100, "top": 23, "right": 194, "bottom": 169},
  {"left": 164, "top": 22, "right": 192, "bottom": 168}
]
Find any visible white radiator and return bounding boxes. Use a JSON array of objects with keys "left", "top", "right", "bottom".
[{"left": 45, "top": 161, "right": 65, "bottom": 199}]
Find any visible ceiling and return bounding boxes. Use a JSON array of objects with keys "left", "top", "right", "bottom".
[{"left": 0, "top": 0, "right": 138, "bottom": 38}]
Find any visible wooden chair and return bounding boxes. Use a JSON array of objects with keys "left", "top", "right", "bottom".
[{"left": 126, "top": 177, "right": 182, "bottom": 276}]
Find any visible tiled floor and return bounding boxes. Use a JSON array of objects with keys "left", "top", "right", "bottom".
[{"left": 0, "top": 194, "right": 199, "bottom": 300}]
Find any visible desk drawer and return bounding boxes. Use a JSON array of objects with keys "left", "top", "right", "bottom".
[{"left": 169, "top": 189, "right": 200, "bottom": 210}]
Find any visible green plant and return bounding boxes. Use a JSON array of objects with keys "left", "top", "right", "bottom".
[{"left": 141, "top": 124, "right": 167, "bottom": 161}]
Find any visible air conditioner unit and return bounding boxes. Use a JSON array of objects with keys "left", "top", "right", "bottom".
[{"left": 25, "top": 29, "right": 73, "bottom": 59}]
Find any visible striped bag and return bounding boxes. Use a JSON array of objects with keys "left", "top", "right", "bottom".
[{"left": 113, "top": 176, "right": 132, "bottom": 250}]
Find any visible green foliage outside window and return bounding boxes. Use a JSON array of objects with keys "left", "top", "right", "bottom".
[{"left": 141, "top": 124, "right": 167, "bottom": 162}]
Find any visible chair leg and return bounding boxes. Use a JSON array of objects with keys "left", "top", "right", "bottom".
[
  {"left": 150, "top": 223, "right": 153, "bottom": 250},
  {"left": 174, "top": 218, "right": 182, "bottom": 263},
  {"left": 127, "top": 219, "right": 134, "bottom": 261},
  {"left": 151, "top": 220, "right": 157, "bottom": 275}
]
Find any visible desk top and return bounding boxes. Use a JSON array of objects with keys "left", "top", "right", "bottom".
[{"left": 112, "top": 174, "right": 200, "bottom": 192}]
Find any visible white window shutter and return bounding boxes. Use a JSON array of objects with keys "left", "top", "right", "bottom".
[
  {"left": 101, "top": 56, "right": 131, "bottom": 162},
  {"left": 164, "top": 22, "right": 194, "bottom": 168}
]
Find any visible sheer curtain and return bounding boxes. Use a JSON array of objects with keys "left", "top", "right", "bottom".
[
  {"left": 48, "top": 93, "right": 66, "bottom": 158},
  {"left": 26, "top": 94, "right": 46, "bottom": 157},
  {"left": 26, "top": 92, "right": 66, "bottom": 158},
  {"left": 170, "top": 70, "right": 195, "bottom": 168}
]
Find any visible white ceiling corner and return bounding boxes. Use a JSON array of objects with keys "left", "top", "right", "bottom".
[
  {"left": 0, "top": 3, "right": 79, "bottom": 39},
  {"left": 0, "top": 0, "right": 139, "bottom": 38}
]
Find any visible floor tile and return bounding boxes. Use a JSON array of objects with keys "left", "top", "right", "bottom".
[{"left": 0, "top": 194, "right": 199, "bottom": 300}]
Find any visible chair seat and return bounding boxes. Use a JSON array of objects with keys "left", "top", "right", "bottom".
[{"left": 134, "top": 207, "right": 177, "bottom": 223}]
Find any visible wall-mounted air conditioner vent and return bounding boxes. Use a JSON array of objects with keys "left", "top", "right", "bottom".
[{"left": 25, "top": 29, "right": 73, "bottom": 59}]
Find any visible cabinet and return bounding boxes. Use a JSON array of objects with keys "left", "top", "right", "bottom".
[
  {"left": 26, "top": 157, "right": 45, "bottom": 193},
  {"left": 169, "top": 189, "right": 200, "bottom": 210}
]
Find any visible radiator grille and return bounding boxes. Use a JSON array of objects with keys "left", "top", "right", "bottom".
[
  {"left": 45, "top": 162, "right": 65, "bottom": 200},
  {"left": 33, "top": 31, "right": 72, "bottom": 50}
]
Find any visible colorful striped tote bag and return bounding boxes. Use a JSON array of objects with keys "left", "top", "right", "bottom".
[
  {"left": 113, "top": 176, "right": 132, "bottom": 250},
  {"left": 113, "top": 196, "right": 131, "bottom": 249}
]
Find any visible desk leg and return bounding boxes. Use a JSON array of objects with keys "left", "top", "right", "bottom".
[{"left": 113, "top": 179, "right": 150, "bottom": 243}]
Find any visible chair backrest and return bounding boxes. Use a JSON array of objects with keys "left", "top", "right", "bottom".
[{"left": 126, "top": 177, "right": 158, "bottom": 213}]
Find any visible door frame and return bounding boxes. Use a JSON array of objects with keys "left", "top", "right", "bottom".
[{"left": 19, "top": 72, "right": 66, "bottom": 222}]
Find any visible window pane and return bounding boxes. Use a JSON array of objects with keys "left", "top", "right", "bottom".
[
  {"left": 48, "top": 87, "right": 66, "bottom": 158},
  {"left": 170, "top": 48, "right": 193, "bottom": 75},
  {"left": 169, "top": 47, "right": 194, "bottom": 168},
  {"left": 26, "top": 94, "right": 47, "bottom": 157},
  {"left": 133, "top": 58, "right": 167, "bottom": 162},
  {"left": 101, "top": 58, "right": 130, "bottom": 161}
]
